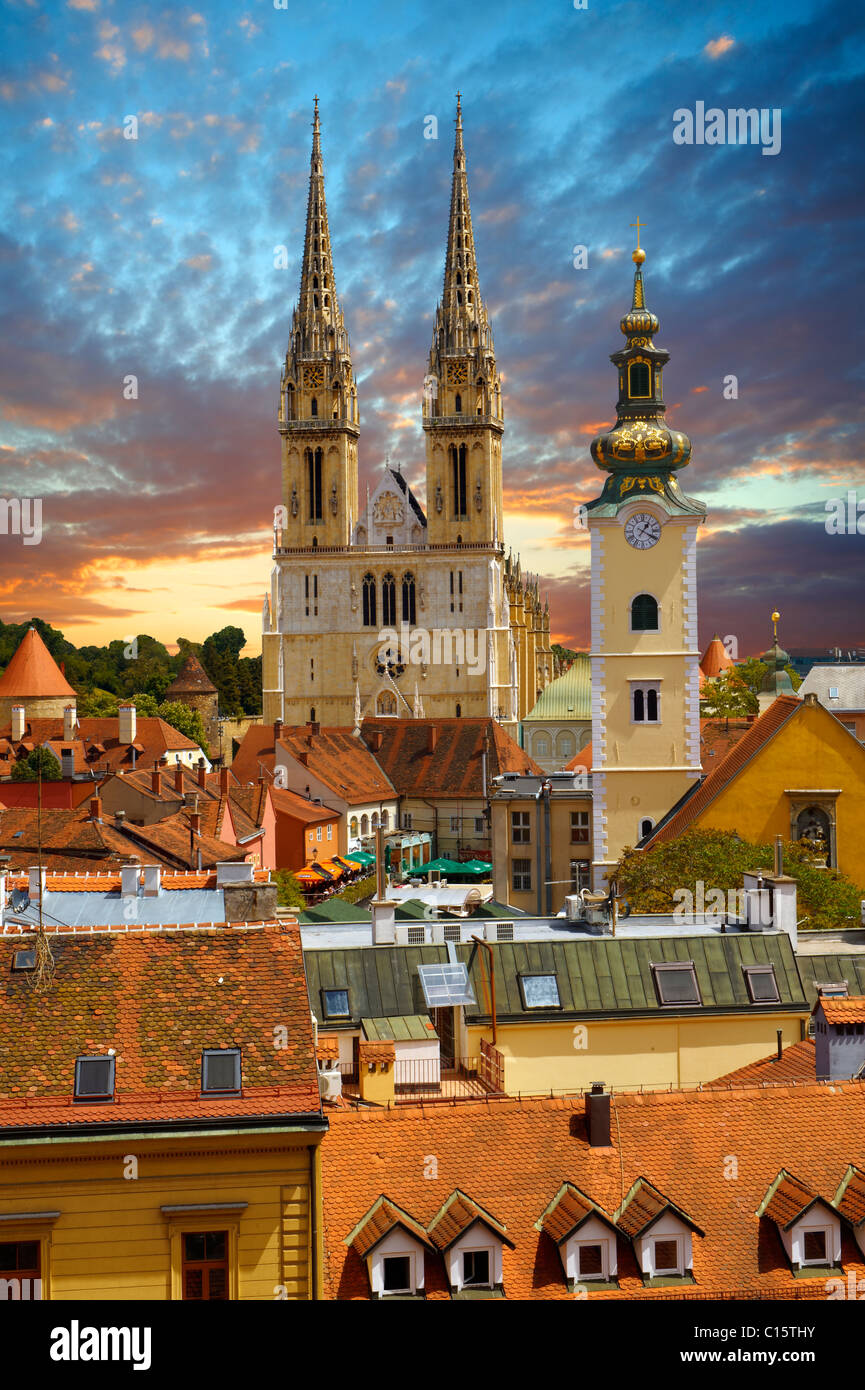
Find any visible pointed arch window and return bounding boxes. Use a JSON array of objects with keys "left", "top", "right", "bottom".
[
  {"left": 313, "top": 294, "right": 319, "bottom": 309},
  {"left": 311, "top": 396, "right": 318, "bottom": 417},
  {"left": 631, "top": 593, "right": 659, "bottom": 631},
  {"left": 457, "top": 290, "right": 462, "bottom": 305},
  {"left": 455, "top": 393, "right": 462, "bottom": 413},
  {"left": 628, "top": 361, "right": 651, "bottom": 399},
  {"left": 377, "top": 692, "right": 397, "bottom": 716},
  {"left": 451, "top": 443, "right": 467, "bottom": 518},
  {"left": 307, "top": 448, "right": 323, "bottom": 520},
  {"left": 467, "top": 291, "right": 473, "bottom": 304},
  {"left": 313, "top": 275, "right": 319, "bottom": 289},
  {"left": 362, "top": 573, "right": 377, "bottom": 627},
  {"left": 402, "top": 572, "right": 416, "bottom": 626},
  {"left": 382, "top": 572, "right": 396, "bottom": 627},
  {"left": 285, "top": 382, "right": 295, "bottom": 420},
  {"left": 324, "top": 295, "right": 330, "bottom": 307},
  {"left": 456, "top": 272, "right": 462, "bottom": 285}
]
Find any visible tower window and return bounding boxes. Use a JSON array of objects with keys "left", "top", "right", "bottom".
[
  {"left": 313, "top": 275, "right": 318, "bottom": 289},
  {"left": 631, "top": 593, "right": 659, "bottom": 631},
  {"left": 382, "top": 572, "right": 396, "bottom": 627},
  {"left": 628, "top": 361, "right": 651, "bottom": 399},
  {"left": 631, "top": 682, "right": 661, "bottom": 723},
  {"left": 402, "top": 572, "right": 416, "bottom": 626},
  {"left": 324, "top": 295, "right": 329, "bottom": 307},
  {"left": 451, "top": 444, "right": 467, "bottom": 518},
  {"left": 313, "top": 294, "right": 319, "bottom": 309},
  {"left": 455, "top": 393, "right": 462, "bottom": 413},
  {"left": 285, "top": 382, "right": 295, "bottom": 420},
  {"left": 362, "top": 573, "right": 377, "bottom": 627},
  {"left": 450, "top": 570, "right": 463, "bottom": 614},
  {"left": 305, "top": 573, "right": 319, "bottom": 617},
  {"left": 307, "top": 447, "right": 323, "bottom": 519}
]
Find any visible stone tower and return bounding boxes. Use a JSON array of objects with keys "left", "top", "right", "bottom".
[
  {"left": 584, "top": 236, "right": 706, "bottom": 887},
  {"left": 164, "top": 652, "right": 219, "bottom": 754}
]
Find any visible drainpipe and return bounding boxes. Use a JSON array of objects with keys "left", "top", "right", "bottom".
[
  {"left": 471, "top": 934, "right": 497, "bottom": 1045},
  {"left": 543, "top": 780, "right": 552, "bottom": 916},
  {"left": 534, "top": 786, "right": 543, "bottom": 916}
]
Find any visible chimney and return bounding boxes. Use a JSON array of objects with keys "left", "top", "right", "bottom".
[
  {"left": 273, "top": 719, "right": 283, "bottom": 743},
  {"left": 776, "top": 1028, "right": 783, "bottom": 1061},
  {"left": 309, "top": 720, "right": 321, "bottom": 738},
  {"left": 367, "top": 729, "right": 383, "bottom": 752},
  {"left": 190, "top": 811, "right": 201, "bottom": 835},
  {"left": 584, "top": 1082, "right": 611, "bottom": 1147},
  {"left": 11, "top": 705, "right": 25, "bottom": 742},
  {"left": 426, "top": 724, "right": 437, "bottom": 754},
  {"left": 28, "top": 865, "right": 47, "bottom": 902},
  {"left": 151, "top": 762, "right": 161, "bottom": 795},
  {"left": 219, "top": 765, "right": 230, "bottom": 795},
  {"left": 298, "top": 749, "right": 309, "bottom": 767},
  {"left": 121, "top": 864, "right": 139, "bottom": 898},
  {"left": 63, "top": 705, "right": 76, "bottom": 741},
  {"left": 118, "top": 703, "right": 136, "bottom": 745},
  {"left": 174, "top": 762, "right": 184, "bottom": 794},
  {"left": 60, "top": 747, "right": 75, "bottom": 780},
  {"left": 142, "top": 864, "right": 161, "bottom": 897},
  {"left": 197, "top": 758, "right": 208, "bottom": 789},
  {"left": 89, "top": 795, "right": 102, "bottom": 823}
]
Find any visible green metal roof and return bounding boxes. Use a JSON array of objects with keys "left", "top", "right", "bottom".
[
  {"left": 305, "top": 945, "right": 449, "bottom": 1025},
  {"left": 455, "top": 934, "right": 807, "bottom": 1022},
  {"left": 523, "top": 655, "right": 592, "bottom": 722},
  {"left": 361, "top": 1015, "right": 438, "bottom": 1042},
  {"left": 795, "top": 952, "right": 865, "bottom": 1009},
  {"left": 304, "top": 934, "right": 807, "bottom": 1027},
  {"left": 296, "top": 899, "right": 371, "bottom": 924}
]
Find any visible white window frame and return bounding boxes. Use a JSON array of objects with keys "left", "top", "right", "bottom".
[
  {"left": 326, "top": 824, "right": 333, "bottom": 841},
  {"left": 630, "top": 680, "right": 662, "bottom": 724},
  {"left": 368, "top": 1229, "right": 426, "bottom": 1298},
  {"left": 444, "top": 1227, "right": 503, "bottom": 1293},
  {"left": 628, "top": 591, "right": 661, "bottom": 634},
  {"left": 651, "top": 1233, "right": 684, "bottom": 1276},
  {"left": 316, "top": 826, "right": 322, "bottom": 841},
  {"left": 562, "top": 1217, "right": 618, "bottom": 1285},
  {"left": 575, "top": 1238, "right": 610, "bottom": 1282},
  {"left": 799, "top": 1224, "right": 831, "bottom": 1267}
]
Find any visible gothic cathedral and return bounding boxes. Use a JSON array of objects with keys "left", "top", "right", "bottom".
[
  {"left": 585, "top": 237, "right": 706, "bottom": 887},
  {"left": 261, "top": 97, "right": 553, "bottom": 732}
]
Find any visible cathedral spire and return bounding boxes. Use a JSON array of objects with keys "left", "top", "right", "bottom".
[
  {"left": 291, "top": 96, "right": 348, "bottom": 354},
  {"left": 435, "top": 93, "right": 492, "bottom": 347}
]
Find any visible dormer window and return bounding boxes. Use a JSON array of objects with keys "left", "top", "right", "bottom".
[
  {"left": 615, "top": 1179, "right": 702, "bottom": 1286},
  {"left": 74, "top": 1055, "right": 115, "bottom": 1102},
  {"left": 348, "top": 1197, "right": 433, "bottom": 1299},
  {"left": 322, "top": 988, "right": 350, "bottom": 1018},
  {"left": 427, "top": 1191, "right": 514, "bottom": 1297},
  {"left": 201, "top": 1049, "right": 241, "bottom": 1095},
  {"left": 759, "top": 1171, "right": 842, "bottom": 1274},
  {"left": 538, "top": 1183, "right": 620, "bottom": 1292}
]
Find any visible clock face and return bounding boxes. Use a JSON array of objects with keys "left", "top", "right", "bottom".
[
  {"left": 447, "top": 361, "right": 468, "bottom": 385},
  {"left": 304, "top": 365, "right": 325, "bottom": 390},
  {"left": 624, "top": 512, "right": 662, "bottom": 550}
]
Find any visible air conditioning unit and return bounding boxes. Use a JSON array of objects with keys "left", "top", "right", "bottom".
[
  {"left": 564, "top": 894, "right": 582, "bottom": 922},
  {"left": 318, "top": 1064, "right": 342, "bottom": 1101}
]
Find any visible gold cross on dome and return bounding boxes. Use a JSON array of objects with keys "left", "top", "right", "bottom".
[{"left": 630, "top": 216, "right": 646, "bottom": 251}]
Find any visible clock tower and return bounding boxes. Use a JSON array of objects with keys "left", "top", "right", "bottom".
[{"left": 584, "top": 233, "right": 706, "bottom": 887}]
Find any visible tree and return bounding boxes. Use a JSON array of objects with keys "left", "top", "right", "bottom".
[
  {"left": 734, "top": 658, "right": 769, "bottom": 697},
  {"left": 552, "top": 643, "right": 580, "bottom": 667},
  {"left": 614, "top": 827, "right": 861, "bottom": 930},
  {"left": 700, "top": 670, "right": 758, "bottom": 720},
  {"left": 11, "top": 748, "right": 63, "bottom": 782},
  {"left": 273, "top": 870, "right": 307, "bottom": 908},
  {"left": 131, "top": 692, "right": 160, "bottom": 717},
  {"left": 76, "top": 688, "right": 120, "bottom": 718},
  {"left": 156, "top": 700, "right": 210, "bottom": 757}
]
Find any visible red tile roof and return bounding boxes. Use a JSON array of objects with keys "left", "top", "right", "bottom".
[
  {"left": 708, "top": 1039, "right": 817, "bottom": 1087},
  {"left": 646, "top": 697, "right": 803, "bottom": 846},
  {"left": 427, "top": 1190, "right": 513, "bottom": 1251},
  {"left": 615, "top": 1177, "right": 703, "bottom": 1238},
  {"left": 231, "top": 724, "right": 279, "bottom": 784},
  {"left": 758, "top": 1171, "right": 820, "bottom": 1227},
  {"left": 0, "top": 628, "right": 76, "bottom": 699},
  {"left": 0, "top": 716, "right": 201, "bottom": 776},
  {"left": 833, "top": 1166, "right": 865, "bottom": 1228},
  {"left": 699, "top": 717, "right": 755, "bottom": 770},
  {"left": 566, "top": 744, "right": 593, "bottom": 773},
  {"left": 0, "top": 803, "right": 244, "bottom": 873},
  {"left": 320, "top": 1083, "right": 865, "bottom": 1299},
  {"left": 817, "top": 997, "right": 865, "bottom": 1025},
  {"left": 348, "top": 1197, "right": 434, "bottom": 1260},
  {"left": 360, "top": 717, "right": 539, "bottom": 799},
  {"left": 281, "top": 727, "right": 395, "bottom": 804},
  {"left": 0, "top": 922, "right": 321, "bottom": 1132},
  {"left": 538, "top": 1183, "right": 617, "bottom": 1244},
  {"left": 271, "top": 787, "right": 340, "bottom": 826}
]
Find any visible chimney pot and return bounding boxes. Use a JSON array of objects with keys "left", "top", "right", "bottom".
[
  {"left": 118, "top": 703, "right": 136, "bottom": 745},
  {"left": 151, "top": 764, "right": 161, "bottom": 795},
  {"left": 219, "top": 766, "right": 230, "bottom": 795},
  {"left": 298, "top": 749, "right": 309, "bottom": 767},
  {"left": 273, "top": 719, "right": 283, "bottom": 742},
  {"left": 190, "top": 812, "right": 201, "bottom": 834},
  {"left": 309, "top": 720, "right": 320, "bottom": 737},
  {"left": 197, "top": 758, "right": 207, "bottom": 789},
  {"left": 426, "top": 724, "right": 437, "bottom": 754},
  {"left": 584, "top": 1084, "right": 611, "bottom": 1147},
  {"left": 174, "top": 762, "right": 185, "bottom": 793},
  {"left": 89, "top": 795, "right": 102, "bottom": 823}
]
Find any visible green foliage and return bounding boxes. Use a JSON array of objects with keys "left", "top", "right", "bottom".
[
  {"left": 131, "top": 692, "right": 160, "bottom": 717},
  {"left": 156, "top": 701, "right": 210, "bottom": 757},
  {"left": 0, "top": 620, "right": 262, "bottom": 716},
  {"left": 11, "top": 747, "right": 63, "bottom": 782},
  {"left": 734, "top": 658, "right": 769, "bottom": 696},
  {"left": 334, "top": 872, "right": 376, "bottom": 906},
  {"left": 700, "top": 670, "right": 758, "bottom": 720},
  {"left": 273, "top": 870, "right": 307, "bottom": 908},
  {"left": 552, "top": 643, "right": 580, "bottom": 667},
  {"left": 785, "top": 664, "right": 803, "bottom": 691},
  {"left": 614, "top": 828, "right": 862, "bottom": 930}
]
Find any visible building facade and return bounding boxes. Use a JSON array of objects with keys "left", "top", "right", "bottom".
[{"left": 261, "top": 97, "right": 552, "bottom": 736}]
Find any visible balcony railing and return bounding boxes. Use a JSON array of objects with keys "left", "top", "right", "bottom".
[
  {"left": 422, "top": 414, "right": 503, "bottom": 430},
  {"left": 273, "top": 540, "right": 504, "bottom": 556},
  {"left": 335, "top": 1052, "right": 505, "bottom": 1105},
  {"left": 279, "top": 416, "right": 359, "bottom": 432}
]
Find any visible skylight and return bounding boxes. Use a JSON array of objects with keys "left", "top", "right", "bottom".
[
  {"left": 519, "top": 973, "right": 561, "bottom": 1009},
  {"left": 743, "top": 965, "right": 781, "bottom": 1004},
  {"left": 652, "top": 962, "right": 702, "bottom": 1007},
  {"left": 322, "top": 988, "right": 350, "bottom": 1018},
  {"left": 417, "top": 963, "right": 476, "bottom": 1009},
  {"left": 201, "top": 1048, "right": 241, "bottom": 1095},
  {"left": 74, "top": 1055, "right": 115, "bottom": 1102}
]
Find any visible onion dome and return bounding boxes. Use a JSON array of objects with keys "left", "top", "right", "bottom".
[{"left": 586, "top": 233, "right": 704, "bottom": 521}]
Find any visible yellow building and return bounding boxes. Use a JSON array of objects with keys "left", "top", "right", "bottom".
[
  {"left": 0, "top": 921, "right": 326, "bottom": 1300},
  {"left": 584, "top": 238, "right": 706, "bottom": 887},
  {"left": 646, "top": 691, "right": 865, "bottom": 890}
]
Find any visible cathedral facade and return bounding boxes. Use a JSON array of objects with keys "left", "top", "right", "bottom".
[{"left": 261, "top": 97, "right": 553, "bottom": 733}]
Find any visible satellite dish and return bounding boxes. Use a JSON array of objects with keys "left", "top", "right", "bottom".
[{"left": 10, "top": 889, "right": 30, "bottom": 912}]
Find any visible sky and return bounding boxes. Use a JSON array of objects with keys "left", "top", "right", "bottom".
[{"left": 0, "top": 0, "right": 863, "bottom": 661}]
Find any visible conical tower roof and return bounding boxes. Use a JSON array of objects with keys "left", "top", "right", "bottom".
[
  {"left": 164, "top": 652, "right": 217, "bottom": 697},
  {"left": 700, "top": 636, "right": 735, "bottom": 680},
  {"left": 0, "top": 626, "right": 76, "bottom": 699}
]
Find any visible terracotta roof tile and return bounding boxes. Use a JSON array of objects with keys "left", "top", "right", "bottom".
[
  {"left": 320, "top": 1084, "right": 865, "bottom": 1299},
  {"left": 427, "top": 1190, "right": 513, "bottom": 1251},
  {"left": 281, "top": 727, "right": 395, "bottom": 803},
  {"left": 759, "top": 1171, "right": 819, "bottom": 1227},
  {"left": 833, "top": 1166, "right": 865, "bottom": 1228},
  {"left": 817, "top": 997, "right": 865, "bottom": 1025},
  {"left": 708, "top": 1039, "right": 816, "bottom": 1087},
  {"left": 348, "top": 1197, "right": 434, "bottom": 1259},
  {"left": 163, "top": 652, "right": 217, "bottom": 697},
  {"left": 538, "top": 1182, "right": 616, "bottom": 1244},
  {"left": 615, "top": 1178, "right": 703, "bottom": 1238},
  {"left": 360, "top": 717, "right": 539, "bottom": 799},
  {"left": 0, "top": 923, "right": 321, "bottom": 1132}
]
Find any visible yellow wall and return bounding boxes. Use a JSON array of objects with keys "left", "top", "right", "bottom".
[
  {"left": 491, "top": 792, "right": 592, "bottom": 914},
  {"left": 686, "top": 699, "right": 865, "bottom": 890},
  {"left": 469, "top": 1012, "right": 804, "bottom": 1093},
  {"left": 0, "top": 1132, "right": 320, "bottom": 1301}
]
